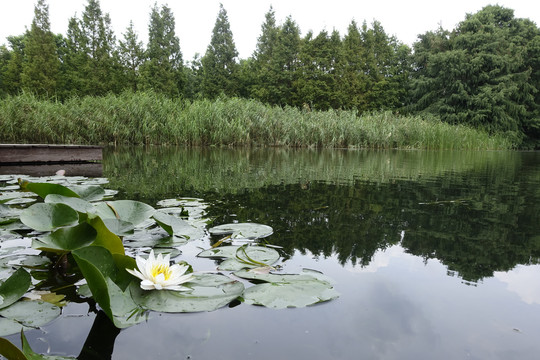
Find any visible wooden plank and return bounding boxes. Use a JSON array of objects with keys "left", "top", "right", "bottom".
[
  {"left": 0, "top": 144, "right": 102, "bottom": 164},
  {"left": 0, "top": 163, "right": 103, "bottom": 177}
]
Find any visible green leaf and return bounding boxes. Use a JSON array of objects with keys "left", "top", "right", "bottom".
[
  {"left": 130, "top": 273, "right": 244, "bottom": 313},
  {"left": 209, "top": 223, "right": 273, "bottom": 239},
  {"left": 31, "top": 222, "right": 97, "bottom": 253},
  {"left": 235, "top": 269, "right": 339, "bottom": 309},
  {"left": 198, "top": 245, "right": 280, "bottom": 271},
  {"left": 91, "top": 200, "right": 155, "bottom": 226},
  {"left": 72, "top": 247, "right": 141, "bottom": 328},
  {"left": 0, "top": 268, "right": 32, "bottom": 310},
  {"left": 19, "top": 180, "right": 80, "bottom": 200},
  {"left": 68, "top": 185, "right": 106, "bottom": 201},
  {"left": 153, "top": 211, "right": 205, "bottom": 239},
  {"left": 20, "top": 203, "right": 79, "bottom": 232},
  {"left": 0, "top": 336, "right": 27, "bottom": 360},
  {"left": 45, "top": 194, "right": 92, "bottom": 213},
  {"left": 102, "top": 218, "right": 135, "bottom": 236},
  {"left": 0, "top": 301, "right": 61, "bottom": 336},
  {"left": 86, "top": 215, "right": 125, "bottom": 255}
]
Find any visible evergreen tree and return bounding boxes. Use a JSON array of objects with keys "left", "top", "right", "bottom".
[
  {"left": 250, "top": 6, "right": 279, "bottom": 102},
  {"left": 269, "top": 16, "right": 301, "bottom": 106},
  {"left": 21, "top": 0, "right": 60, "bottom": 97},
  {"left": 340, "top": 20, "right": 368, "bottom": 110},
  {"left": 295, "top": 29, "right": 342, "bottom": 110},
  {"left": 0, "top": 45, "right": 10, "bottom": 96},
  {"left": 64, "top": 0, "right": 118, "bottom": 96},
  {"left": 118, "top": 21, "right": 144, "bottom": 91},
  {"left": 2, "top": 36, "right": 25, "bottom": 95},
  {"left": 140, "top": 3, "right": 184, "bottom": 97},
  {"left": 201, "top": 3, "right": 239, "bottom": 99}
]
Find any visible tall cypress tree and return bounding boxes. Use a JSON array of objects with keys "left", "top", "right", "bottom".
[
  {"left": 201, "top": 3, "right": 239, "bottom": 99},
  {"left": 140, "top": 3, "right": 184, "bottom": 97},
  {"left": 119, "top": 21, "right": 144, "bottom": 92},
  {"left": 340, "top": 20, "right": 368, "bottom": 110},
  {"left": 250, "top": 6, "right": 279, "bottom": 102},
  {"left": 21, "top": 0, "right": 60, "bottom": 97},
  {"left": 2, "top": 36, "right": 25, "bottom": 95}
]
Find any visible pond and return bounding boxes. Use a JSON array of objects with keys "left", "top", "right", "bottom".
[{"left": 2, "top": 147, "right": 540, "bottom": 359}]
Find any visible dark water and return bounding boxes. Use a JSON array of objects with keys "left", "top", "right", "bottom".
[{"left": 13, "top": 148, "right": 540, "bottom": 359}]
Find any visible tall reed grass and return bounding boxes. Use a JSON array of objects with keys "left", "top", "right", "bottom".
[{"left": 0, "top": 91, "right": 513, "bottom": 149}]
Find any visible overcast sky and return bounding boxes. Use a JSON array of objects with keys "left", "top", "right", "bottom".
[{"left": 1, "top": 0, "right": 539, "bottom": 60}]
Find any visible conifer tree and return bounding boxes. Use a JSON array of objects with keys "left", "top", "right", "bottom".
[
  {"left": 2, "top": 36, "right": 25, "bottom": 95},
  {"left": 250, "top": 6, "right": 279, "bottom": 102},
  {"left": 201, "top": 3, "right": 239, "bottom": 99},
  {"left": 140, "top": 3, "right": 184, "bottom": 97},
  {"left": 21, "top": 0, "right": 60, "bottom": 97},
  {"left": 119, "top": 21, "right": 144, "bottom": 91}
]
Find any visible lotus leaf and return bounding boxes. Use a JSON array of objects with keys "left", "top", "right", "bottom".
[
  {"left": 20, "top": 203, "right": 79, "bottom": 232},
  {"left": 209, "top": 223, "right": 273, "bottom": 239}
]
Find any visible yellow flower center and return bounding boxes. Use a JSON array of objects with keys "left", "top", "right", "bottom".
[{"left": 151, "top": 264, "right": 172, "bottom": 281}]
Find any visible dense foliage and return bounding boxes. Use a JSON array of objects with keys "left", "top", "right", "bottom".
[{"left": 0, "top": 1, "right": 538, "bottom": 147}]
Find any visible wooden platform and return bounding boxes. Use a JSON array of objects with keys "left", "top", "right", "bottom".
[{"left": 0, "top": 144, "right": 102, "bottom": 164}]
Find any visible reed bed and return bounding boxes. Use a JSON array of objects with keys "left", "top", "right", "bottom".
[{"left": 0, "top": 92, "right": 513, "bottom": 149}]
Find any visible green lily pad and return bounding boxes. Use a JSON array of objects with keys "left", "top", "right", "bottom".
[
  {"left": 20, "top": 203, "right": 79, "bottom": 232},
  {"left": 91, "top": 200, "right": 155, "bottom": 226},
  {"left": 153, "top": 211, "right": 205, "bottom": 240},
  {"left": 19, "top": 180, "right": 80, "bottom": 199},
  {"left": 209, "top": 223, "right": 273, "bottom": 239},
  {"left": 32, "top": 222, "right": 97, "bottom": 253},
  {"left": 102, "top": 218, "right": 135, "bottom": 236},
  {"left": 130, "top": 273, "right": 244, "bottom": 313},
  {"left": 68, "top": 185, "right": 106, "bottom": 201},
  {"left": 198, "top": 245, "right": 280, "bottom": 271},
  {"left": 0, "top": 268, "right": 31, "bottom": 310},
  {"left": 0, "top": 300, "right": 62, "bottom": 336},
  {"left": 45, "top": 194, "right": 93, "bottom": 213},
  {"left": 235, "top": 269, "right": 339, "bottom": 309}
]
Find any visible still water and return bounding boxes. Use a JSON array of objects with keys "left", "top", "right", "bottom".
[{"left": 8, "top": 148, "right": 540, "bottom": 359}]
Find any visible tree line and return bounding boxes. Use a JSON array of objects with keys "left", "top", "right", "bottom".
[{"left": 0, "top": 0, "right": 539, "bottom": 147}]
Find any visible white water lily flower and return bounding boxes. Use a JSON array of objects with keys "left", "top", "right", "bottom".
[{"left": 127, "top": 250, "right": 194, "bottom": 291}]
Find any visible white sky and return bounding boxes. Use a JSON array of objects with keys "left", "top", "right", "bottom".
[{"left": 1, "top": 0, "right": 539, "bottom": 60}]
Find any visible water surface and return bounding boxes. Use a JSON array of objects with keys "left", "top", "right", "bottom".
[{"left": 10, "top": 148, "right": 540, "bottom": 359}]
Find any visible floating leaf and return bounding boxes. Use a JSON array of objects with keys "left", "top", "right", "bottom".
[
  {"left": 92, "top": 200, "right": 155, "bottom": 226},
  {"left": 209, "top": 223, "right": 273, "bottom": 239},
  {"left": 19, "top": 180, "right": 80, "bottom": 199},
  {"left": 198, "top": 245, "right": 280, "bottom": 271},
  {"left": 68, "top": 185, "right": 106, "bottom": 201},
  {"left": 45, "top": 194, "right": 92, "bottom": 213},
  {"left": 0, "top": 268, "right": 31, "bottom": 310},
  {"left": 20, "top": 203, "right": 79, "bottom": 232},
  {"left": 32, "top": 222, "right": 97, "bottom": 253},
  {"left": 86, "top": 215, "right": 125, "bottom": 255},
  {"left": 153, "top": 211, "right": 205, "bottom": 240},
  {"left": 235, "top": 269, "right": 339, "bottom": 309},
  {"left": 130, "top": 273, "right": 244, "bottom": 313},
  {"left": 102, "top": 218, "right": 135, "bottom": 236},
  {"left": 0, "top": 300, "right": 61, "bottom": 336}
]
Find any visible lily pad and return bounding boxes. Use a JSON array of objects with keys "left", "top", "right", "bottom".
[
  {"left": 198, "top": 245, "right": 280, "bottom": 271},
  {"left": 153, "top": 211, "right": 205, "bottom": 240},
  {"left": 20, "top": 203, "right": 79, "bottom": 232},
  {"left": 102, "top": 218, "right": 135, "bottom": 236},
  {"left": 0, "top": 300, "right": 62, "bottom": 336},
  {"left": 91, "top": 200, "right": 155, "bottom": 226},
  {"left": 19, "top": 180, "right": 80, "bottom": 199},
  {"left": 209, "top": 223, "right": 273, "bottom": 240},
  {"left": 0, "top": 268, "right": 32, "bottom": 310},
  {"left": 235, "top": 269, "right": 339, "bottom": 309},
  {"left": 45, "top": 194, "right": 93, "bottom": 213},
  {"left": 130, "top": 273, "right": 244, "bottom": 313},
  {"left": 69, "top": 185, "right": 106, "bottom": 201},
  {"left": 32, "top": 222, "right": 97, "bottom": 253}
]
